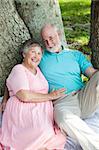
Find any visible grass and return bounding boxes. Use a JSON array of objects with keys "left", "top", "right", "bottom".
[{"left": 59, "top": 0, "right": 91, "bottom": 53}]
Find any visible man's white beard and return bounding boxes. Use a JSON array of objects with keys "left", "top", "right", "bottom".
[{"left": 47, "top": 43, "right": 61, "bottom": 53}]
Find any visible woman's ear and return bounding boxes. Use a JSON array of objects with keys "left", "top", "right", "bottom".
[{"left": 22, "top": 53, "right": 25, "bottom": 58}]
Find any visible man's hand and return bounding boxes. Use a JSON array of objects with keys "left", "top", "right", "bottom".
[{"left": 85, "top": 66, "right": 98, "bottom": 78}]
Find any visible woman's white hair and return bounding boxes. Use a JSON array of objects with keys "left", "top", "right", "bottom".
[{"left": 19, "top": 39, "right": 42, "bottom": 56}]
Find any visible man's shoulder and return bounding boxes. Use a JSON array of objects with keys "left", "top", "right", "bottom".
[
  {"left": 42, "top": 49, "right": 49, "bottom": 56},
  {"left": 65, "top": 49, "right": 83, "bottom": 55},
  {"left": 62, "top": 48, "right": 79, "bottom": 54}
]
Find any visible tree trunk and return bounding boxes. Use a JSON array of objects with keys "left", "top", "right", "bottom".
[
  {"left": 90, "top": 0, "right": 99, "bottom": 69},
  {"left": 0, "top": 0, "right": 65, "bottom": 96},
  {"left": 15, "top": 0, "right": 66, "bottom": 44},
  {"left": 0, "top": 0, "right": 30, "bottom": 95}
]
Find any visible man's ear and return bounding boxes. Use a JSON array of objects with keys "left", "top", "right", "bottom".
[{"left": 58, "top": 30, "right": 62, "bottom": 38}]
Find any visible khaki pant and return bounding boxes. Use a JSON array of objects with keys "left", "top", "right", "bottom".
[{"left": 54, "top": 71, "right": 99, "bottom": 150}]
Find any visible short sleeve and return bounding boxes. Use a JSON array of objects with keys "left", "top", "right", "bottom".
[
  {"left": 6, "top": 65, "right": 29, "bottom": 94},
  {"left": 74, "top": 50, "right": 92, "bottom": 74}
]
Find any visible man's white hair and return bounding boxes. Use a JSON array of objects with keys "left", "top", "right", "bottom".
[{"left": 41, "top": 23, "right": 59, "bottom": 35}]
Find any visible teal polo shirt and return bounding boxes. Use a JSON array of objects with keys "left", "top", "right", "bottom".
[{"left": 39, "top": 49, "right": 92, "bottom": 94}]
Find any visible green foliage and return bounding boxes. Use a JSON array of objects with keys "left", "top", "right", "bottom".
[{"left": 59, "top": 0, "right": 91, "bottom": 51}]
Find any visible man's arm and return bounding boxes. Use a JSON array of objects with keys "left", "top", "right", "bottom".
[{"left": 85, "top": 66, "right": 98, "bottom": 78}]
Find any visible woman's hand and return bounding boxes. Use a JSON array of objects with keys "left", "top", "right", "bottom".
[
  {"left": 49, "top": 88, "right": 66, "bottom": 100},
  {"left": 1, "top": 102, "right": 7, "bottom": 112},
  {"left": 0, "top": 102, "right": 7, "bottom": 113}
]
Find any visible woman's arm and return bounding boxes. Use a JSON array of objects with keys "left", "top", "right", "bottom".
[
  {"left": 16, "top": 88, "right": 66, "bottom": 103},
  {"left": 7, "top": 65, "right": 66, "bottom": 103},
  {"left": 0, "top": 86, "right": 9, "bottom": 112}
]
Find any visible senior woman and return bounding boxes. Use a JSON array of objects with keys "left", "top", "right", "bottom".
[{"left": 0, "top": 40, "right": 66, "bottom": 150}]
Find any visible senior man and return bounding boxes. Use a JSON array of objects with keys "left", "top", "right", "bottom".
[{"left": 39, "top": 23, "right": 99, "bottom": 150}]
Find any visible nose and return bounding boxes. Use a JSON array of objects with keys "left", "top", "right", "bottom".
[
  {"left": 35, "top": 53, "right": 41, "bottom": 59},
  {"left": 32, "top": 52, "right": 38, "bottom": 59},
  {"left": 35, "top": 53, "right": 39, "bottom": 58},
  {"left": 46, "top": 39, "right": 53, "bottom": 48}
]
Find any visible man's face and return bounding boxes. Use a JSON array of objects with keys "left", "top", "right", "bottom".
[{"left": 41, "top": 27, "right": 61, "bottom": 53}]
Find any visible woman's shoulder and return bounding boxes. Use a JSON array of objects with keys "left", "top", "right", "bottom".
[
  {"left": 10, "top": 64, "right": 25, "bottom": 75},
  {"left": 7, "top": 64, "right": 25, "bottom": 82},
  {"left": 12, "top": 64, "right": 24, "bottom": 71}
]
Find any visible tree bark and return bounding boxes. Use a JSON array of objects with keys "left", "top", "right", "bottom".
[
  {"left": 0, "top": 0, "right": 65, "bottom": 96},
  {"left": 15, "top": 0, "right": 66, "bottom": 44},
  {"left": 0, "top": 0, "right": 30, "bottom": 95},
  {"left": 90, "top": 0, "right": 99, "bottom": 69}
]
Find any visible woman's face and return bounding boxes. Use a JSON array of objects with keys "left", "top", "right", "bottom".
[{"left": 23, "top": 45, "right": 42, "bottom": 68}]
